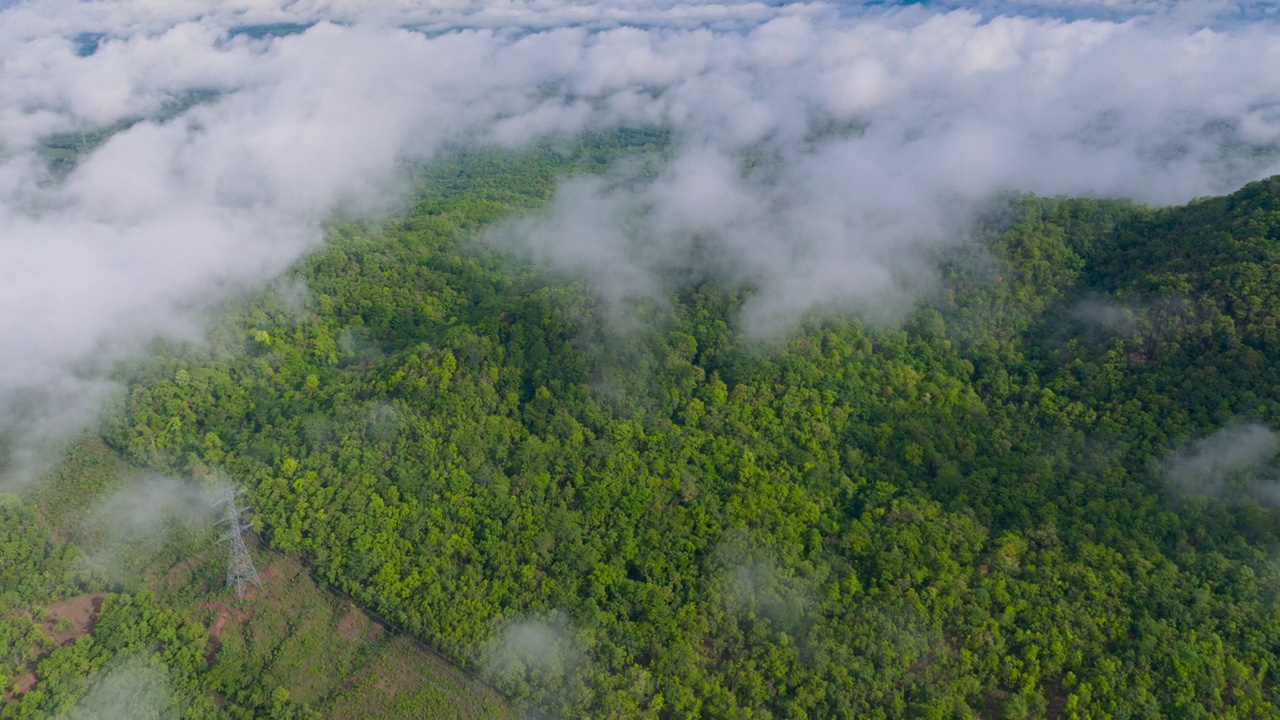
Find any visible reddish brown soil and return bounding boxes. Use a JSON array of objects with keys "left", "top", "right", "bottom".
[
  {"left": 205, "top": 607, "right": 231, "bottom": 664},
  {"left": 14, "top": 669, "right": 37, "bottom": 694},
  {"left": 198, "top": 558, "right": 293, "bottom": 663},
  {"left": 258, "top": 562, "right": 284, "bottom": 586},
  {"left": 44, "top": 593, "right": 106, "bottom": 645},
  {"left": 336, "top": 605, "right": 384, "bottom": 644},
  {"left": 5, "top": 593, "right": 107, "bottom": 702}
]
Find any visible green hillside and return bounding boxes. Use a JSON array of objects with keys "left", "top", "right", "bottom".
[
  {"left": 1, "top": 438, "right": 520, "bottom": 719},
  {"left": 8, "top": 134, "right": 1280, "bottom": 718}
]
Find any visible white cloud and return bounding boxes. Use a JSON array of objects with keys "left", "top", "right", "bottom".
[{"left": 1, "top": 0, "right": 1280, "bottom": 475}]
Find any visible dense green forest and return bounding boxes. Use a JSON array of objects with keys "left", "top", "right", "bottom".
[{"left": 7, "top": 131, "right": 1280, "bottom": 717}]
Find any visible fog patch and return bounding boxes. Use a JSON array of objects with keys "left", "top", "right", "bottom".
[
  {"left": 713, "top": 531, "right": 815, "bottom": 638},
  {"left": 1163, "top": 423, "right": 1280, "bottom": 504},
  {"left": 1071, "top": 295, "right": 1139, "bottom": 335},
  {"left": 499, "top": 143, "right": 955, "bottom": 337},
  {"left": 75, "top": 474, "right": 227, "bottom": 582},
  {"left": 363, "top": 400, "right": 407, "bottom": 443},
  {"left": 0, "top": 379, "right": 120, "bottom": 491},
  {"left": 67, "top": 652, "right": 174, "bottom": 720},
  {"left": 482, "top": 612, "right": 589, "bottom": 709},
  {"left": 87, "top": 474, "right": 221, "bottom": 539}
]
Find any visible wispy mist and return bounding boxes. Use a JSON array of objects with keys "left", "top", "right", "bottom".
[
  {"left": 2, "top": 0, "right": 1280, "bottom": 470},
  {"left": 482, "top": 613, "right": 588, "bottom": 708},
  {"left": 73, "top": 474, "right": 228, "bottom": 583},
  {"left": 87, "top": 474, "right": 221, "bottom": 540},
  {"left": 67, "top": 652, "right": 174, "bottom": 720},
  {"left": 1163, "top": 423, "right": 1280, "bottom": 504}
]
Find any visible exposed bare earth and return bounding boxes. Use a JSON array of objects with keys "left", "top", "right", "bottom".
[
  {"left": 336, "top": 604, "right": 384, "bottom": 644},
  {"left": 44, "top": 593, "right": 106, "bottom": 645},
  {"left": 8, "top": 592, "right": 106, "bottom": 698}
]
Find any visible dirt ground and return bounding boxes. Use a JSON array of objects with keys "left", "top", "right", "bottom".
[{"left": 10, "top": 592, "right": 107, "bottom": 696}]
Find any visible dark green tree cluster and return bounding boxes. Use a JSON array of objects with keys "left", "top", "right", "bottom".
[
  {"left": 0, "top": 499, "right": 86, "bottom": 612},
  {"left": 109, "top": 136, "right": 1280, "bottom": 719}
]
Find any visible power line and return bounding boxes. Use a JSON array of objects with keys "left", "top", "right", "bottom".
[{"left": 213, "top": 487, "right": 262, "bottom": 599}]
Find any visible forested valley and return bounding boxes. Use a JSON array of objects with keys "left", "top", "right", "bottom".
[{"left": 5, "top": 131, "right": 1280, "bottom": 718}]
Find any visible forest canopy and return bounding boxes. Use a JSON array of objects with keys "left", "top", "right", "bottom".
[
  {"left": 80, "top": 135, "right": 1280, "bottom": 718},
  {"left": 6, "top": 2, "right": 1280, "bottom": 717}
]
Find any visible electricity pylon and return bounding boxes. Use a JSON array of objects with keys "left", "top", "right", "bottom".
[{"left": 214, "top": 488, "right": 262, "bottom": 599}]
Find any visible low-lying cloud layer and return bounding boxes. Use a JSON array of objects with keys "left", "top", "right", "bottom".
[{"left": 3, "top": 0, "right": 1280, "bottom": 476}]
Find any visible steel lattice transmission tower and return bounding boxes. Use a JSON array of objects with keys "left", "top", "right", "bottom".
[{"left": 214, "top": 488, "right": 262, "bottom": 599}]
